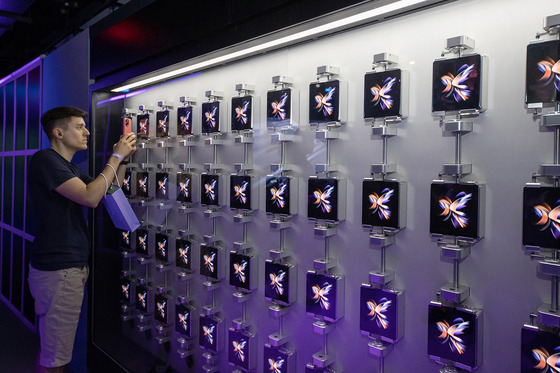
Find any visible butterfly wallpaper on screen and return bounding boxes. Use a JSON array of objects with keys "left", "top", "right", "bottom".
[
  {"left": 135, "top": 285, "right": 149, "bottom": 313},
  {"left": 359, "top": 286, "right": 399, "bottom": 341},
  {"left": 432, "top": 54, "right": 482, "bottom": 112},
  {"left": 201, "top": 174, "right": 220, "bottom": 206},
  {"left": 231, "top": 96, "right": 253, "bottom": 132},
  {"left": 523, "top": 186, "right": 560, "bottom": 249},
  {"left": 200, "top": 245, "right": 220, "bottom": 280},
  {"left": 154, "top": 294, "right": 169, "bottom": 324},
  {"left": 200, "top": 315, "right": 219, "bottom": 352},
  {"left": 364, "top": 69, "right": 402, "bottom": 119},
  {"left": 362, "top": 179, "right": 400, "bottom": 228},
  {"left": 177, "top": 106, "right": 193, "bottom": 136},
  {"left": 430, "top": 182, "right": 480, "bottom": 239},
  {"left": 228, "top": 329, "right": 251, "bottom": 369},
  {"left": 308, "top": 178, "right": 339, "bottom": 221},
  {"left": 264, "top": 344, "right": 293, "bottom": 373},
  {"left": 120, "top": 278, "right": 132, "bottom": 304},
  {"left": 176, "top": 172, "right": 192, "bottom": 203},
  {"left": 521, "top": 325, "right": 560, "bottom": 372},
  {"left": 175, "top": 303, "right": 193, "bottom": 337},
  {"left": 119, "top": 230, "right": 131, "bottom": 249},
  {"left": 428, "top": 304, "right": 479, "bottom": 369},
  {"left": 265, "top": 261, "right": 292, "bottom": 305},
  {"left": 122, "top": 171, "right": 132, "bottom": 197},
  {"left": 229, "top": 252, "right": 252, "bottom": 291},
  {"left": 155, "top": 233, "right": 168, "bottom": 262},
  {"left": 156, "top": 172, "right": 168, "bottom": 200},
  {"left": 137, "top": 113, "right": 149, "bottom": 139},
  {"left": 309, "top": 80, "right": 340, "bottom": 124},
  {"left": 526, "top": 40, "right": 560, "bottom": 104},
  {"left": 267, "top": 88, "right": 292, "bottom": 128},
  {"left": 176, "top": 238, "right": 192, "bottom": 271},
  {"left": 136, "top": 172, "right": 149, "bottom": 198},
  {"left": 201, "top": 102, "right": 220, "bottom": 134},
  {"left": 306, "top": 272, "right": 339, "bottom": 321},
  {"left": 230, "top": 175, "right": 251, "bottom": 210},
  {"left": 156, "top": 110, "right": 169, "bottom": 137},
  {"left": 136, "top": 229, "right": 149, "bottom": 255},
  {"left": 266, "top": 176, "right": 291, "bottom": 215}
]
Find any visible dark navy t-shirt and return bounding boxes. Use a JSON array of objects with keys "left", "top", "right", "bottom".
[{"left": 28, "top": 149, "right": 94, "bottom": 270}]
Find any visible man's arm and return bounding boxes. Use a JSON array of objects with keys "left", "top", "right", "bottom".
[{"left": 55, "top": 133, "right": 136, "bottom": 208}]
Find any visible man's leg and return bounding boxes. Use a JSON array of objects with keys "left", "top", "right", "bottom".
[{"left": 29, "top": 266, "right": 88, "bottom": 372}]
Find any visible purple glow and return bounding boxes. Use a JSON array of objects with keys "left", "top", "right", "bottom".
[
  {"left": 95, "top": 87, "right": 153, "bottom": 107},
  {"left": 0, "top": 57, "right": 42, "bottom": 86}
]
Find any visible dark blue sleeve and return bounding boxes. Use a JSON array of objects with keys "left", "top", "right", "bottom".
[{"left": 30, "top": 151, "right": 80, "bottom": 192}]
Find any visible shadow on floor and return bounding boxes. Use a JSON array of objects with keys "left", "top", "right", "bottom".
[{"left": 0, "top": 299, "right": 40, "bottom": 373}]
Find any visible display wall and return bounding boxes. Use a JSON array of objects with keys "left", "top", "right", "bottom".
[{"left": 91, "top": 0, "right": 559, "bottom": 371}]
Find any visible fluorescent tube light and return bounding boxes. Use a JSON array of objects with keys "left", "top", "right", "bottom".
[{"left": 112, "top": 0, "right": 430, "bottom": 92}]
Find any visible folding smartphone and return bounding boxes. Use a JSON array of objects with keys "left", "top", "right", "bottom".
[
  {"left": 362, "top": 179, "right": 406, "bottom": 230},
  {"left": 364, "top": 69, "right": 409, "bottom": 120},
  {"left": 267, "top": 88, "right": 299, "bottom": 131},
  {"left": 135, "top": 284, "right": 150, "bottom": 313},
  {"left": 135, "top": 229, "right": 149, "bottom": 256},
  {"left": 230, "top": 174, "right": 256, "bottom": 210},
  {"left": 122, "top": 116, "right": 132, "bottom": 135},
  {"left": 201, "top": 101, "right": 221, "bottom": 135},
  {"left": 200, "top": 244, "right": 223, "bottom": 281},
  {"left": 521, "top": 324, "right": 560, "bottom": 372},
  {"left": 231, "top": 95, "right": 259, "bottom": 132},
  {"left": 428, "top": 302, "right": 482, "bottom": 371},
  {"left": 175, "top": 303, "right": 196, "bottom": 338},
  {"left": 523, "top": 184, "right": 560, "bottom": 249},
  {"left": 200, "top": 173, "right": 221, "bottom": 207},
  {"left": 176, "top": 172, "right": 193, "bottom": 204},
  {"left": 122, "top": 171, "right": 132, "bottom": 197},
  {"left": 307, "top": 177, "right": 346, "bottom": 222},
  {"left": 199, "top": 314, "right": 224, "bottom": 353},
  {"left": 264, "top": 260, "right": 297, "bottom": 306},
  {"left": 156, "top": 110, "right": 169, "bottom": 138},
  {"left": 526, "top": 40, "right": 560, "bottom": 106},
  {"left": 264, "top": 344, "right": 296, "bottom": 373},
  {"left": 177, "top": 106, "right": 194, "bottom": 136},
  {"left": 430, "top": 181, "right": 485, "bottom": 241},
  {"left": 119, "top": 230, "right": 131, "bottom": 250},
  {"left": 432, "top": 54, "right": 487, "bottom": 113},
  {"left": 305, "top": 271, "right": 344, "bottom": 322},
  {"left": 176, "top": 237, "right": 193, "bottom": 272},
  {"left": 155, "top": 233, "right": 168, "bottom": 262},
  {"left": 154, "top": 294, "right": 169, "bottom": 324},
  {"left": 155, "top": 172, "right": 169, "bottom": 200},
  {"left": 265, "top": 175, "right": 297, "bottom": 216},
  {"left": 229, "top": 251, "right": 257, "bottom": 292},
  {"left": 309, "top": 80, "right": 347, "bottom": 125},
  {"left": 120, "top": 277, "right": 133, "bottom": 304},
  {"left": 359, "top": 285, "right": 404, "bottom": 342},
  {"left": 137, "top": 113, "right": 150, "bottom": 139},
  {"left": 228, "top": 329, "right": 257, "bottom": 370},
  {"left": 136, "top": 172, "right": 150, "bottom": 198}
]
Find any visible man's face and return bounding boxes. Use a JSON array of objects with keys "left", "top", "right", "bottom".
[{"left": 57, "top": 116, "right": 90, "bottom": 151}]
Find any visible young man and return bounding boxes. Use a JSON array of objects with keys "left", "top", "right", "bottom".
[{"left": 27, "top": 106, "right": 136, "bottom": 373}]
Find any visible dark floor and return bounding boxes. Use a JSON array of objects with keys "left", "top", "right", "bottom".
[{"left": 0, "top": 299, "right": 40, "bottom": 373}]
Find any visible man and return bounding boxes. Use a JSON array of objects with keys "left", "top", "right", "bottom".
[{"left": 27, "top": 106, "right": 136, "bottom": 372}]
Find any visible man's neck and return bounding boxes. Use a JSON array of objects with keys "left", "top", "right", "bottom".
[{"left": 50, "top": 141, "right": 76, "bottom": 163}]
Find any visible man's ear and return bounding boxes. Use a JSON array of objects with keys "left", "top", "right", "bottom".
[{"left": 54, "top": 127, "right": 63, "bottom": 139}]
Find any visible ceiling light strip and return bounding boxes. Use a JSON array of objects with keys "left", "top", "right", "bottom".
[{"left": 111, "top": 0, "right": 429, "bottom": 92}]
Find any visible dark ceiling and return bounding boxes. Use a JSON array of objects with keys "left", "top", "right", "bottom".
[{"left": 0, "top": 0, "right": 126, "bottom": 78}]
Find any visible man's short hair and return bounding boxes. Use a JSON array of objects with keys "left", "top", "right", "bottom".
[{"left": 41, "top": 106, "right": 88, "bottom": 140}]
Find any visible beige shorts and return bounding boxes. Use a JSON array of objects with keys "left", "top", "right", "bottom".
[{"left": 28, "top": 265, "right": 89, "bottom": 368}]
